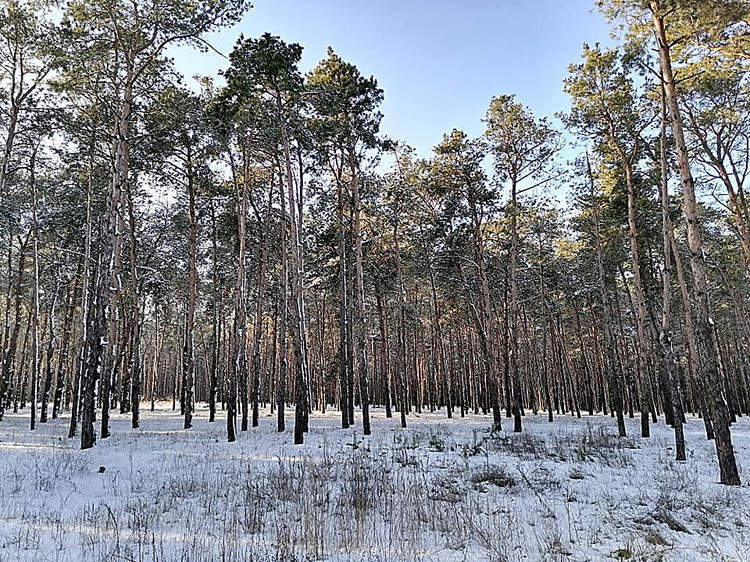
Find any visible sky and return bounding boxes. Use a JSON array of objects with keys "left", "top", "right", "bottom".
[{"left": 171, "top": 0, "right": 614, "bottom": 160}]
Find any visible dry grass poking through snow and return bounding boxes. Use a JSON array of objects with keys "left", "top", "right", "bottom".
[{"left": 0, "top": 405, "right": 749, "bottom": 561}]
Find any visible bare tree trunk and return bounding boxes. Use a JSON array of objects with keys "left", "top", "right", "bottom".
[
  {"left": 82, "top": 63, "right": 133, "bottom": 450},
  {"left": 621, "top": 158, "right": 652, "bottom": 438},
  {"left": 509, "top": 179, "right": 523, "bottom": 432},
  {"left": 126, "top": 180, "right": 142, "bottom": 429},
  {"left": 337, "top": 178, "right": 350, "bottom": 429},
  {"left": 345, "top": 148, "right": 371, "bottom": 436},
  {"left": 183, "top": 150, "right": 197, "bottom": 430},
  {"left": 278, "top": 168, "right": 289, "bottom": 434},
  {"left": 0, "top": 234, "right": 14, "bottom": 416},
  {"left": 278, "top": 110, "right": 309, "bottom": 444},
  {"left": 228, "top": 142, "right": 249, "bottom": 442},
  {"left": 252, "top": 184, "right": 273, "bottom": 428},
  {"left": 69, "top": 139, "right": 95, "bottom": 439},
  {"left": 658, "top": 85, "right": 686, "bottom": 461},
  {"left": 209, "top": 201, "right": 219, "bottom": 422},
  {"left": 427, "top": 261, "right": 451, "bottom": 419},
  {"left": 40, "top": 283, "right": 59, "bottom": 423},
  {"left": 30, "top": 148, "right": 40, "bottom": 431},
  {"left": 375, "top": 292, "right": 392, "bottom": 418},
  {"left": 651, "top": 0, "right": 740, "bottom": 484},
  {"left": 395, "top": 225, "right": 408, "bottom": 429},
  {"left": 467, "top": 197, "right": 502, "bottom": 429}
]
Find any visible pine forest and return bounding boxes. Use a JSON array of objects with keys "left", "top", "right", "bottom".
[{"left": 1, "top": 1, "right": 750, "bottom": 560}]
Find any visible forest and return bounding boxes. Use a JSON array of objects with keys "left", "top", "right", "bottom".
[{"left": 1, "top": 1, "right": 750, "bottom": 560}]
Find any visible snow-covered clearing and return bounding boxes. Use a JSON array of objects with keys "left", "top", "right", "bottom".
[{"left": 0, "top": 406, "right": 748, "bottom": 561}]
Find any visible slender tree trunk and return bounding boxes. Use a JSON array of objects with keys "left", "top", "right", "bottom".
[
  {"left": 229, "top": 142, "right": 249, "bottom": 442},
  {"left": 69, "top": 138, "right": 95, "bottom": 439},
  {"left": 395, "top": 225, "right": 408, "bottom": 429},
  {"left": 658, "top": 84, "right": 686, "bottom": 461},
  {"left": 30, "top": 149, "right": 40, "bottom": 431},
  {"left": 278, "top": 168, "right": 289, "bottom": 434},
  {"left": 467, "top": 198, "right": 502, "bottom": 429},
  {"left": 126, "top": 180, "right": 142, "bottom": 429},
  {"left": 278, "top": 110, "right": 309, "bottom": 444},
  {"left": 573, "top": 301, "right": 594, "bottom": 416},
  {"left": 40, "top": 284, "right": 59, "bottom": 424},
  {"left": 621, "top": 159, "right": 652, "bottom": 437},
  {"left": 0, "top": 234, "right": 14, "bottom": 417},
  {"left": 209, "top": 201, "right": 219, "bottom": 422},
  {"left": 183, "top": 150, "right": 197, "bottom": 430},
  {"left": 336, "top": 178, "right": 351, "bottom": 429},
  {"left": 53, "top": 270, "right": 79, "bottom": 419},
  {"left": 348, "top": 148, "right": 370, "bottom": 436},
  {"left": 509, "top": 179, "right": 523, "bottom": 432},
  {"left": 252, "top": 184, "right": 273, "bottom": 428},
  {"left": 670, "top": 232, "right": 712, "bottom": 435},
  {"left": 0, "top": 237, "right": 27, "bottom": 421},
  {"left": 427, "top": 261, "right": 451, "bottom": 419},
  {"left": 375, "top": 292, "right": 392, "bottom": 418},
  {"left": 83, "top": 63, "right": 133, "bottom": 450},
  {"left": 0, "top": 105, "right": 19, "bottom": 203}
]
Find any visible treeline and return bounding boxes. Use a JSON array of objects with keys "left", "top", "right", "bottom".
[{"left": 0, "top": 0, "right": 748, "bottom": 485}]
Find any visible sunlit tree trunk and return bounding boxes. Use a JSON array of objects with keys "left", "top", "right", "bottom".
[{"left": 651, "top": 0, "right": 740, "bottom": 484}]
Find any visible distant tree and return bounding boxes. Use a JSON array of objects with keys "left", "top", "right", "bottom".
[
  {"left": 307, "top": 48, "right": 384, "bottom": 436},
  {"left": 427, "top": 130, "right": 503, "bottom": 428},
  {"left": 219, "top": 32, "right": 309, "bottom": 441},
  {"left": 484, "top": 94, "right": 561, "bottom": 432}
]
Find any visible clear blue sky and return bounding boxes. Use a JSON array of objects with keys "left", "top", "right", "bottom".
[{"left": 173, "top": 0, "right": 612, "bottom": 158}]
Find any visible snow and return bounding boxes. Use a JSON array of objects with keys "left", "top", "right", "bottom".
[{"left": 0, "top": 405, "right": 748, "bottom": 561}]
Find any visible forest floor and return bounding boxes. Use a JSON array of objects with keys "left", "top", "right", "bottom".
[{"left": 0, "top": 405, "right": 749, "bottom": 562}]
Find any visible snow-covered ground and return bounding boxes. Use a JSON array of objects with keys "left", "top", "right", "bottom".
[{"left": 0, "top": 405, "right": 748, "bottom": 561}]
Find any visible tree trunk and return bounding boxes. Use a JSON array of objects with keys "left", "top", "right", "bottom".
[
  {"left": 621, "top": 158, "right": 652, "bottom": 438},
  {"left": 278, "top": 167, "right": 289, "bottom": 434},
  {"left": 53, "top": 270, "right": 79, "bottom": 419},
  {"left": 209, "top": 201, "right": 219, "bottom": 422},
  {"left": 82, "top": 62, "right": 133, "bottom": 449},
  {"left": 349, "top": 148, "right": 371, "bottom": 436},
  {"left": 657, "top": 83, "right": 686, "bottom": 461},
  {"left": 278, "top": 108, "right": 309, "bottom": 444},
  {"left": 229, "top": 142, "right": 249, "bottom": 442},
  {"left": 509, "top": 180, "right": 523, "bottom": 432},
  {"left": 126, "top": 180, "right": 142, "bottom": 429},
  {"left": 337, "top": 178, "right": 350, "bottom": 429},
  {"left": 30, "top": 149, "right": 40, "bottom": 431},
  {"left": 40, "top": 283, "right": 59, "bottom": 424},
  {"left": 395, "top": 225, "right": 408, "bottom": 429},
  {"left": 587, "top": 154, "right": 626, "bottom": 437},
  {"left": 0, "top": 237, "right": 27, "bottom": 421},
  {"left": 651, "top": 0, "right": 740, "bottom": 484},
  {"left": 183, "top": 149, "right": 197, "bottom": 430},
  {"left": 252, "top": 184, "right": 273, "bottom": 428}
]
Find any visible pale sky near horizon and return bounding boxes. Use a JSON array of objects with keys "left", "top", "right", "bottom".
[{"left": 172, "top": 0, "right": 613, "bottom": 160}]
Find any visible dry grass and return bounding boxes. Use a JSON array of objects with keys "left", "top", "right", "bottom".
[{"left": 0, "top": 406, "right": 748, "bottom": 561}]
